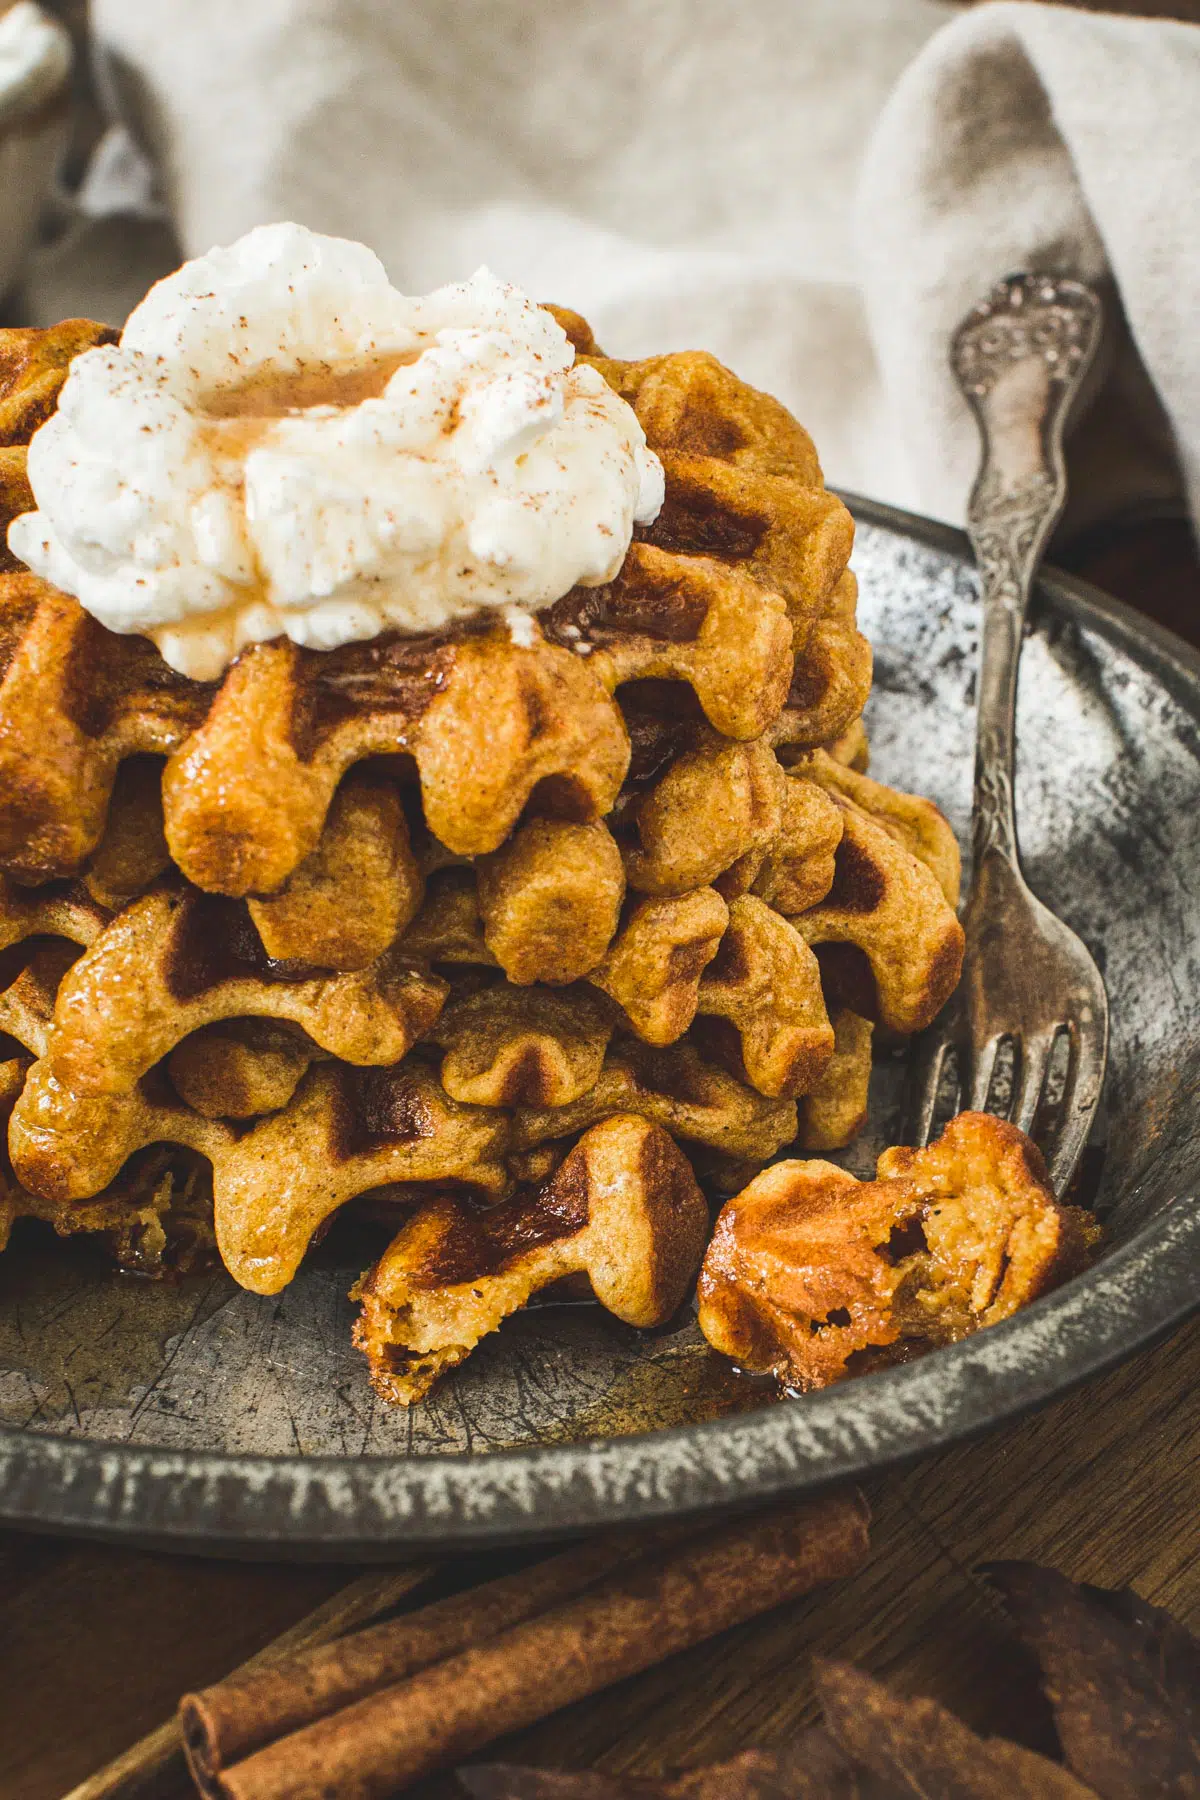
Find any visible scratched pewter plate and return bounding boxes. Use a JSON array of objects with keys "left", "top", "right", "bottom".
[{"left": 0, "top": 498, "right": 1198, "bottom": 1558}]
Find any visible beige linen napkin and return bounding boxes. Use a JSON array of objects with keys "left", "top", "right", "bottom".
[
  {"left": 857, "top": 1, "right": 1200, "bottom": 539},
  {"left": 25, "top": 0, "right": 1200, "bottom": 545},
  {"left": 80, "top": 0, "right": 953, "bottom": 500}
]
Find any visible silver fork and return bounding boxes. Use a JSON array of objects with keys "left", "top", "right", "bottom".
[{"left": 905, "top": 272, "right": 1108, "bottom": 1196}]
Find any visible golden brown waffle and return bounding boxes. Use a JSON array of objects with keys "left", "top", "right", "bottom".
[
  {"left": 0, "top": 310, "right": 863, "bottom": 902},
  {"left": 508, "top": 1037, "right": 799, "bottom": 1162},
  {"left": 11, "top": 1055, "right": 511, "bottom": 1293},
  {"left": 475, "top": 819, "right": 625, "bottom": 985},
  {"left": 692, "top": 896, "right": 833, "bottom": 1099},
  {"left": 0, "top": 585, "right": 633, "bottom": 892},
  {"left": 618, "top": 732, "right": 784, "bottom": 896},
  {"left": 0, "top": 321, "right": 117, "bottom": 574},
  {"left": 353, "top": 1113, "right": 708, "bottom": 1404},
  {"left": 697, "top": 1111, "right": 1097, "bottom": 1392},
  {"left": 797, "top": 1009, "right": 874, "bottom": 1151},
  {"left": 589, "top": 888, "right": 728, "bottom": 1045},
  {"left": 30, "top": 881, "right": 447, "bottom": 1099},
  {"left": 788, "top": 804, "right": 964, "bottom": 1035}
]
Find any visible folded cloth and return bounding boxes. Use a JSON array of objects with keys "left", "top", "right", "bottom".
[
  {"left": 28, "top": 1, "right": 1200, "bottom": 547},
  {"left": 857, "top": 2, "right": 1200, "bottom": 540},
  {"left": 81, "top": 0, "right": 950, "bottom": 501}
]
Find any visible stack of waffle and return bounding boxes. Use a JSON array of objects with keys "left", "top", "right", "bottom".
[{"left": 0, "top": 309, "right": 964, "bottom": 1402}]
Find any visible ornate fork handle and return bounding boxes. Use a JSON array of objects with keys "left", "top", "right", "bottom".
[{"left": 953, "top": 275, "right": 1103, "bottom": 870}]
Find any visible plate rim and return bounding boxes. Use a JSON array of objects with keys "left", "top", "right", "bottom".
[{"left": 2, "top": 496, "right": 1198, "bottom": 1558}]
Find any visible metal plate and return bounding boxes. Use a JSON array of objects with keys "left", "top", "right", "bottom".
[{"left": 1, "top": 499, "right": 1197, "bottom": 1557}]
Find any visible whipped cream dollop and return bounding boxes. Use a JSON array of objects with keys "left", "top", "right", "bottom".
[{"left": 10, "top": 223, "right": 664, "bottom": 678}]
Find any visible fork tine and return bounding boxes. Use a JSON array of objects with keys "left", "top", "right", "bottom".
[
  {"left": 1013, "top": 1029, "right": 1057, "bottom": 1136},
  {"left": 1048, "top": 1013, "right": 1108, "bottom": 1198},
  {"left": 965, "top": 1035, "right": 1003, "bottom": 1114},
  {"left": 904, "top": 1029, "right": 952, "bottom": 1148}
]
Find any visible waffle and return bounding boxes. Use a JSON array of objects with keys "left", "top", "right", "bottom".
[
  {"left": 788, "top": 802, "right": 964, "bottom": 1034},
  {"left": 618, "top": 732, "right": 785, "bottom": 896},
  {"left": 0, "top": 305, "right": 971, "bottom": 1410},
  {"left": 0, "top": 321, "right": 118, "bottom": 574},
  {"left": 797, "top": 1009, "right": 874, "bottom": 1151},
  {"left": 589, "top": 888, "right": 729, "bottom": 1045},
  {"left": 353, "top": 1113, "right": 708, "bottom": 1404},
  {"left": 697, "top": 1111, "right": 1097, "bottom": 1391},
  {"left": 0, "top": 306, "right": 867, "bottom": 899},
  {"left": 12, "top": 1054, "right": 512, "bottom": 1293},
  {"left": 0, "top": 585, "right": 634, "bottom": 892},
  {"left": 508, "top": 1037, "right": 799, "bottom": 1163},
  {"left": 26, "top": 881, "right": 447, "bottom": 1099}
]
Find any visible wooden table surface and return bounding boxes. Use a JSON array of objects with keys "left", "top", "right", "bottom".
[{"left": 2, "top": 524, "right": 1198, "bottom": 1800}]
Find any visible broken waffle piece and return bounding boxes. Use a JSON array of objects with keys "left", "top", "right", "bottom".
[
  {"left": 477, "top": 819, "right": 625, "bottom": 985},
  {"left": 353, "top": 1113, "right": 709, "bottom": 1404},
  {"left": 697, "top": 1110, "right": 1097, "bottom": 1391},
  {"left": 694, "top": 895, "right": 834, "bottom": 1099},
  {"left": 790, "top": 803, "right": 964, "bottom": 1033}
]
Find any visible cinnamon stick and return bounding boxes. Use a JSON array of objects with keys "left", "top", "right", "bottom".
[
  {"left": 182, "top": 1520, "right": 708, "bottom": 1790},
  {"left": 200, "top": 1490, "right": 869, "bottom": 1800}
]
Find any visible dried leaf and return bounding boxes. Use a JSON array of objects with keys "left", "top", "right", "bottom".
[
  {"left": 463, "top": 1567, "right": 1200, "bottom": 1800},
  {"left": 461, "top": 1771, "right": 637, "bottom": 1800},
  {"left": 462, "top": 1738, "right": 901, "bottom": 1800},
  {"left": 985, "top": 1563, "right": 1200, "bottom": 1800},
  {"left": 814, "top": 1658, "right": 1099, "bottom": 1798}
]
